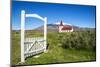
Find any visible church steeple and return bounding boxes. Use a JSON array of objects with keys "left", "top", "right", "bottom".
[{"left": 60, "top": 20, "right": 63, "bottom": 26}]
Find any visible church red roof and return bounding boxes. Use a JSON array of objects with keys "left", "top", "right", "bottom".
[{"left": 61, "top": 25, "right": 72, "bottom": 30}]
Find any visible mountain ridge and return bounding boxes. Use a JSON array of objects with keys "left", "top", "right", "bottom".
[{"left": 12, "top": 24, "right": 95, "bottom": 33}]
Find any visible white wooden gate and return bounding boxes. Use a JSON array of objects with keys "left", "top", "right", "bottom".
[
  {"left": 24, "top": 37, "right": 46, "bottom": 58},
  {"left": 21, "top": 10, "right": 47, "bottom": 62}
]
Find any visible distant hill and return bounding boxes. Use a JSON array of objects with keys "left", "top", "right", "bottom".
[
  {"left": 34, "top": 24, "right": 59, "bottom": 33},
  {"left": 12, "top": 24, "right": 95, "bottom": 33},
  {"left": 34, "top": 24, "right": 81, "bottom": 33}
]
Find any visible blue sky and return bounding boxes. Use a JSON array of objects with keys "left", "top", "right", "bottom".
[{"left": 12, "top": 1, "right": 96, "bottom": 30}]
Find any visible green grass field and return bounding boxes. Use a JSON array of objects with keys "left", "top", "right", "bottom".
[{"left": 11, "top": 30, "right": 96, "bottom": 65}]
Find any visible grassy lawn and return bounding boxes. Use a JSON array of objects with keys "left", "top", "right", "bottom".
[{"left": 11, "top": 31, "right": 96, "bottom": 65}]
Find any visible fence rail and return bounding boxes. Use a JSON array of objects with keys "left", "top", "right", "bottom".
[{"left": 24, "top": 37, "right": 46, "bottom": 58}]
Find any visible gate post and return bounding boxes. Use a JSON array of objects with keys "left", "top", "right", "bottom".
[
  {"left": 21, "top": 10, "right": 25, "bottom": 62},
  {"left": 44, "top": 17, "right": 47, "bottom": 52}
]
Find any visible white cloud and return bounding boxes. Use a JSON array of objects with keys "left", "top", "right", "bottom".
[{"left": 55, "top": 22, "right": 71, "bottom": 25}]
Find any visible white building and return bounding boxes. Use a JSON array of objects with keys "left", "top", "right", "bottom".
[{"left": 58, "top": 21, "right": 73, "bottom": 32}]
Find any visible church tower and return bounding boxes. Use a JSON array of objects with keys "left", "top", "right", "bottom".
[{"left": 59, "top": 20, "right": 63, "bottom": 32}]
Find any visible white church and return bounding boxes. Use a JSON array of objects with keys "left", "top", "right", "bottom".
[{"left": 58, "top": 21, "right": 73, "bottom": 32}]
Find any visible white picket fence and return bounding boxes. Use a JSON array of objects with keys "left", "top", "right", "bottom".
[{"left": 24, "top": 37, "right": 46, "bottom": 58}]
